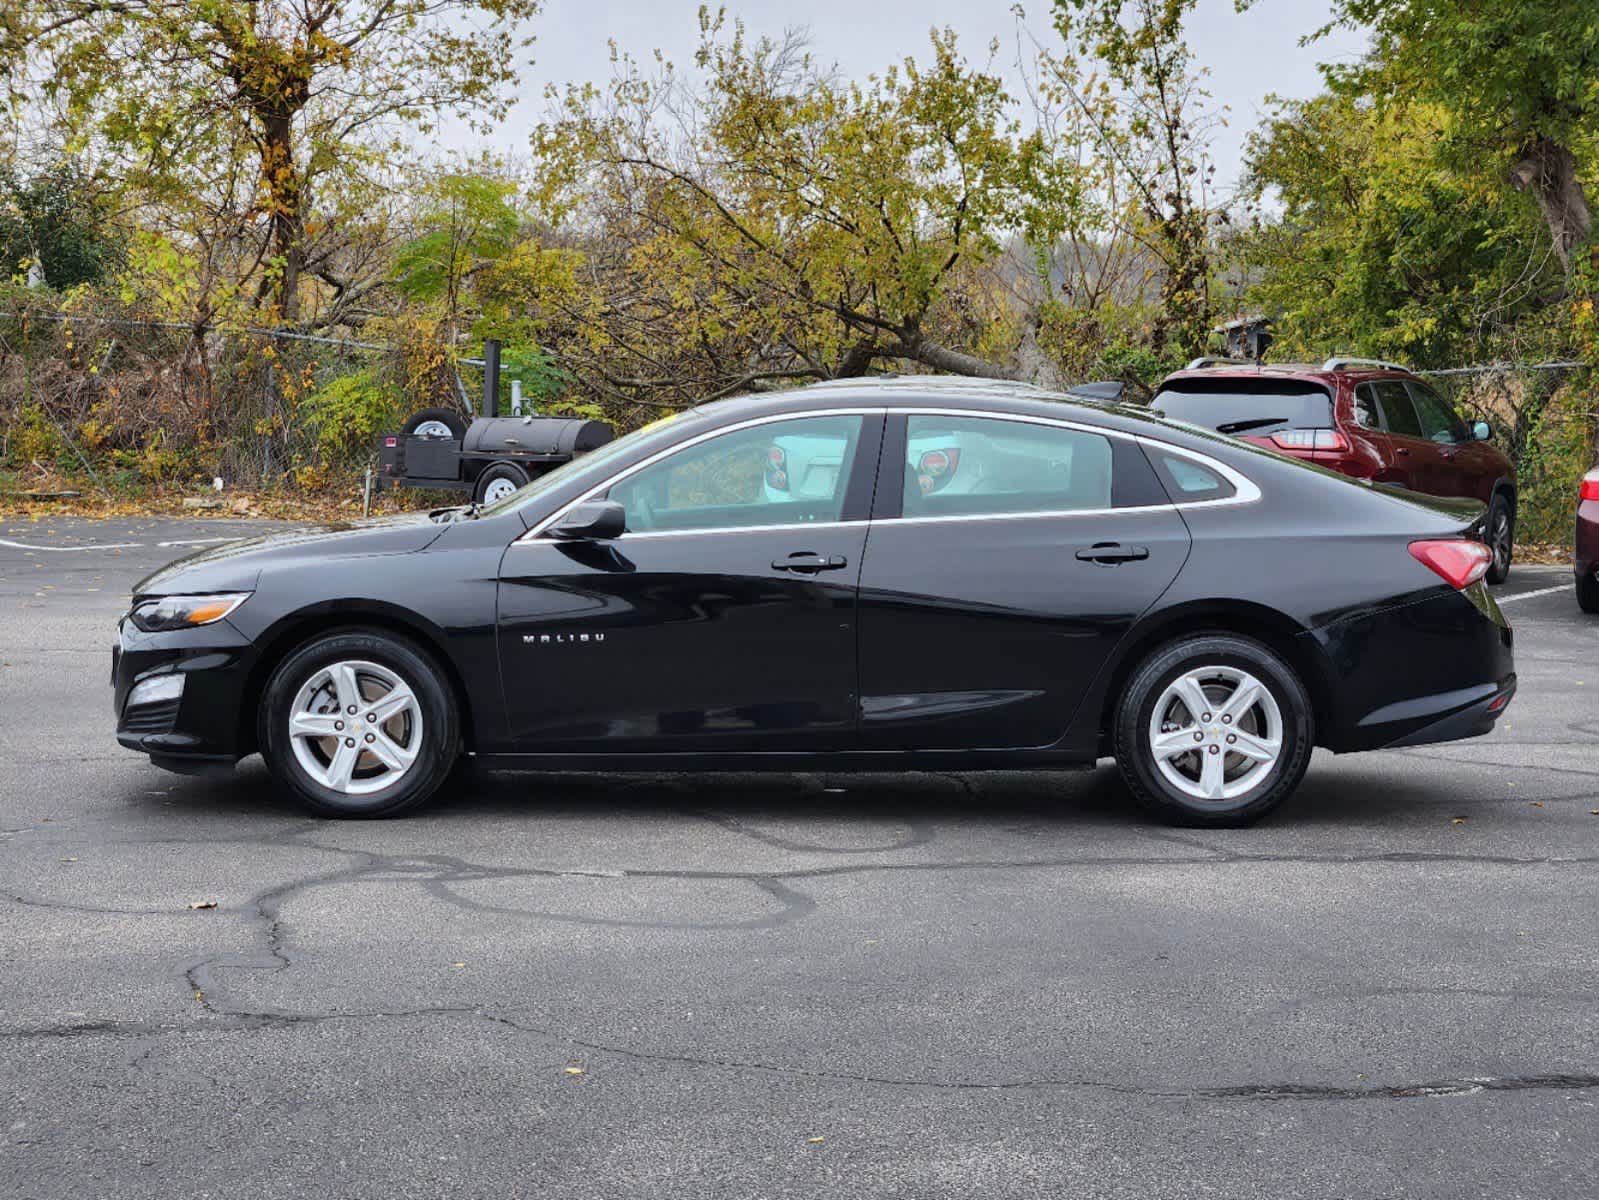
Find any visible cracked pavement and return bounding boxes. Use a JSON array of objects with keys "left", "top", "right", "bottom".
[{"left": 2, "top": 516, "right": 1597, "bottom": 1199}]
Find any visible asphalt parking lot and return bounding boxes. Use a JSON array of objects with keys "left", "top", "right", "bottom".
[{"left": 2, "top": 515, "right": 1596, "bottom": 1200}]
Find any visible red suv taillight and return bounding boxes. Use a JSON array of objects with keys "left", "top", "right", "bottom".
[
  {"left": 1409, "top": 539, "right": 1493, "bottom": 589},
  {"left": 765, "top": 445, "right": 788, "bottom": 491},
  {"left": 1580, "top": 476, "right": 1599, "bottom": 502},
  {"left": 1269, "top": 429, "right": 1350, "bottom": 452}
]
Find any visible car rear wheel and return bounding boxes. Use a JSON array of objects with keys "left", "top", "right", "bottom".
[
  {"left": 260, "top": 629, "right": 460, "bottom": 818},
  {"left": 1485, "top": 493, "right": 1514, "bottom": 584},
  {"left": 1577, "top": 572, "right": 1599, "bottom": 615},
  {"left": 1114, "top": 634, "right": 1314, "bottom": 827},
  {"left": 474, "top": 462, "right": 530, "bottom": 505}
]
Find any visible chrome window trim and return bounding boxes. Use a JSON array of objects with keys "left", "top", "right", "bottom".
[{"left": 513, "top": 403, "right": 1260, "bottom": 546}]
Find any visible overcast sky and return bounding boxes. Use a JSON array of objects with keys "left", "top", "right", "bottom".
[{"left": 438, "top": 0, "right": 1370, "bottom": 192}]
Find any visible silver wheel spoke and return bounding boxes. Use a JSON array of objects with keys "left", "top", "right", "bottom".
[
  {"left": 1151, "top": 728, "right": 1199, "bottom": 760},
  {"left": 1172, "top": 675, "right": 1211, "bottom": 723},
  {"left": 331, "top": 663, "right": 362, "bottom": 712},
  {"left": 1198, "top": 748, "right": 1226, "bottom": 799},
  {"left": 369, "top": 683, "right": 416, "bottom": 723},
  {"left": 1230, "top": 728, "right": 1280, "bottom": 763},
  {"left": 325, "top": 739, "right": 360, "bottom": 791},
  {"left": 289, "top": 711, "right": 342, "bottom": 738},
  {"left": 365, "top": 730, "right": 417, "bottom": 772},
  {"left": 1218, "top": 676, "right": 1263, "bottom": 723}
]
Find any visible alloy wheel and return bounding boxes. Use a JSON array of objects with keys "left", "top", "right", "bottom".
[
  {"left": 1147, "top": 666, "right": 1283, "bottom": 802},
  {"left": 287, "top": 659, "right": 424, "bottom": 795}
]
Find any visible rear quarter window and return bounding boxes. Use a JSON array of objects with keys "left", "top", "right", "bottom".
[{"left": 1153, "top": 379, "right": 1334, "bottom": 435}]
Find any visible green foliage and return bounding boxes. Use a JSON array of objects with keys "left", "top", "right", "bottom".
[
  {"left": 299, "top": 366, "right": 404, "bottom": 464},
  {"left": 0, "top": 161, "right": 124, "bottom": 288},
  {"left": 393, "top": 173, "right": 522, "bottom": 317},
  {"left": 1239, "top": 94, "right": 1567, "bottom": 366},
  {"left": 1513, "top": 381, "right": 1596, "bottom": 543}
]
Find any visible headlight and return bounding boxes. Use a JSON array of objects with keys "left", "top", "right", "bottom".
[{"left": 128, "top": 592, "right": 250, "bottom": 632}]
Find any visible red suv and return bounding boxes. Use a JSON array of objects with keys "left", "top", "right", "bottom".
[{"left": 1152, "top": 357, "right": 1518, "bottom": 581}]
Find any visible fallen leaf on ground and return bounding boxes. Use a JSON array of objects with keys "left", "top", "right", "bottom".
[
  {"left": 1450, "top": 816, "right": 1467, "bottom": 825},
  {"left": 450, "top": 961, "right": 466, "bottom": 968},
  {"left": 1530, "top": 801, "right": 1544, "bottom": 808},
  {"left": 188, "top": 900, "right": 217, "bottom": 909},
  {"left": 807, "top": 1136, "right": 825, "bottom": 1144},
  {"left": 59, "top": 857, "right": 78, "bottom": 863},
  {"left": 564, "top": 1067, "right": 585, "bottom": 1076}
]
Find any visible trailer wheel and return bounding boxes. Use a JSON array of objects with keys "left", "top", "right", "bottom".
[
  {"left": 474, "top": 462, "right": 530, "bottom": 505},
  {"left": 402, "top": 407, "right": 468, "bottom": 440}
]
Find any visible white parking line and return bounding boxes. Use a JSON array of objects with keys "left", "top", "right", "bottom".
[
  {"left": 0, "top": 537, "right": 143, "bottom": 552},
  {"left": 1496, "top": 584, "right": 1571, "bottom": 605}
]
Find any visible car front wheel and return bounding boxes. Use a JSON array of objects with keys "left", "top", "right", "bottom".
[
  {"left": 260, "top": 629, "right": 461, "bottom": 818},
  {"left": 1114, "top": 634, "right": 1314, "bottom": 827}
]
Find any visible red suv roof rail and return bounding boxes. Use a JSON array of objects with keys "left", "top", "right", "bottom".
[{"left": 1321, "top": 356, "right": 1411, "bottom": 373}]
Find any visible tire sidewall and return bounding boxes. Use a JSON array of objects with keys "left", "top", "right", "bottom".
[
  {"left": 1485, "top": 494, "right": 1513, "bottom": 584},
  {"left": 260, "top": 630, "right": 458, "bottom": 818},
  {"left": 1116, "top": 634, "right": 1313, "bottom": 825},
  {"left": 400, "top": 407, "right": 468, "bottom": 441}
]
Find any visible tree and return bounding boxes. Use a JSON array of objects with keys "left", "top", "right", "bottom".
[
  {"left": 0, "top": 159, "right": 124, "bottom": 287},
  {"left": 1296, "top": 0, "right": 1598, "bottom": 275},
  {"left": 8, "top": 0, "right": 542, "bottom": 323},
  {"left": 393, "top": 171, "right": 523, "bottom": 339},
  {"left": 1050, "top": 0, "right": 1221, "bottom": 355},
  {"left": 1237, "top": 91, "right": 1567, "bottom": 368},
  {"left": 525, "top": 15, "right": 1072, "bottom": 404}
]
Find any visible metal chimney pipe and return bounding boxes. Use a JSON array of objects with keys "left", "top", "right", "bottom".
[{"left": 482, "top": 339, "right": 501, "bottom": 417}]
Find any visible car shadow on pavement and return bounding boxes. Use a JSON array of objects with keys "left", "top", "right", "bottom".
[{"left": 126, "top": 753, "right": 1509, "bottom": 831}]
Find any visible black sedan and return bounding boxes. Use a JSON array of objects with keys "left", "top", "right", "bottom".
[{"left": 114, "top": 377, "right": 1516, "bottom": 826}]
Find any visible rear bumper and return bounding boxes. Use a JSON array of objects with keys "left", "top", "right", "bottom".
[{"left": 1304, "top": 581, "right": 1514, "bottom": 753}]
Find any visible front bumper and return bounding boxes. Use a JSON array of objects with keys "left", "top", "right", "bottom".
[{"left": 113, "top": 616, "right": 256, "bottom": 764}]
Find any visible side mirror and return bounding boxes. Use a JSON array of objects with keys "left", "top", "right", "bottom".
[
  {"left": 1472, "top": 420, "right": 1493, "bottom": 442},
  {"left": 548, "top": 499, "right": 626, "bottom": 541}
]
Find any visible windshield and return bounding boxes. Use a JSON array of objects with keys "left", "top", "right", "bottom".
[
  {"left": 1153, "top": 380, "right": 1333, "bottom": 434},
  {"left": 474, "top": 409, "right": 699, "bottom": 518}
]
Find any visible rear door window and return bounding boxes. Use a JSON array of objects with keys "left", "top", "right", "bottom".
[
  {"left": 1373, "top": 381, "right": 1423, "bottom": 439},
  {"left": 1354, "top": 384, "right": 1381, "bottom": 429},
  {"left": 1152, "top": 380, "right": 1333, "bottom": 435},
  {"left": 902, "top": 414, "right": 1113, "bottom": 517}
]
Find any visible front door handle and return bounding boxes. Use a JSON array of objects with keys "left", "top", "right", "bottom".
[
  {"left": 773, "top": 552, "right": 848, "bottom": 573},
  {"left": 1075, "top": 542, "right": 1149, "bottom": 565}
]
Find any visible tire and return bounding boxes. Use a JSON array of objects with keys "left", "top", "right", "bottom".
[
  {"left": 1484, "top": 492, "right": 1514, "bottom": 584},
  {"left": 259, "top": 628, "right": 460, "bottom": 818},
  {"left": 1113, "top": 633, "right": 1314, "bottom": 827},
  {"left": 473, "top": 461, "right": 530, "bottom": 505},
  {"left": 1578, "top": 572, "right": 1599, "bottom": 615},
  {"left": 401, "top": 407, "right": 468, "bottom": 441}
]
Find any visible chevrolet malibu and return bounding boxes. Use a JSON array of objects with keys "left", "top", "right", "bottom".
[{"left": 114, "top": 377, "right": 1516, "bottom": 826}]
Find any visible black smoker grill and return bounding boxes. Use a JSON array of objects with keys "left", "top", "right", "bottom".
[{"left": 375, "top": 341, "right": 614, "bottom": 503}]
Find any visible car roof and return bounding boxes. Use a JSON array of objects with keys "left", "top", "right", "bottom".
[
  {"left": 688, "top": 375, "right": 1211, "bottom": 448},
  {"left": 1158, "top": 360, "right": 1419, "bottom": 390}
]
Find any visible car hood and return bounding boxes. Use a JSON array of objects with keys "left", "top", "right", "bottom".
[{"left": 132, "top": 513, "right": 446, "bottom": 597}]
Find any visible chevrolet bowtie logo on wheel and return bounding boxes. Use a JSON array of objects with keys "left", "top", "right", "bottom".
[{"left": 523, "top": 633, "right": 605, "bottom": 645}]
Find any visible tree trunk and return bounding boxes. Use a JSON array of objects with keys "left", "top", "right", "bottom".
[
  {"left": 888, "top": 334, "right": 1022, "bottom": 380},
  {"left": 1510, "top": 137, "right": 1594, "bottom": 274}
]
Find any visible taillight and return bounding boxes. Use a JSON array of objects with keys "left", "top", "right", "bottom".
[
  {"left": 765, "top": 446, "right": 788, "bottom": 491},
  {"left": 916, "top": 447, "right": 961, "bottom": 494},
  {"left": 1580, "top": 475, "right": 1599, "bottom": 502},
  {"left": 384, "top": 436, "right": 398, "bottom": 447},
  {"left": 1270, "top": 429, "right": 1349, "bottom": 452},
  {"left": 1409, "top": 539, "right": 1493, "bottom": 589}
]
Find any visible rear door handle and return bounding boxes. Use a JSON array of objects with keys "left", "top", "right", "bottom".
[
  {"left": 773, "top": 552, "right": 848, "bottom": 573},
  {"left": 1075, "top": 542, "right": 1149, "bottom": 564}
]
